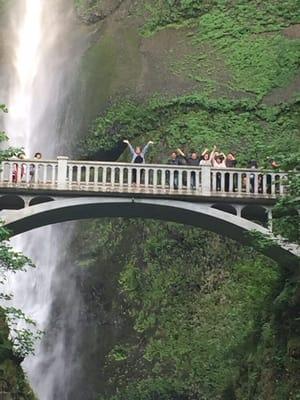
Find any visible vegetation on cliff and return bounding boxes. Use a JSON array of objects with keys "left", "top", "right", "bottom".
[
  {"left": 0, "top": 105, "right": 36, "bottom": 399},
  {"left": 74, "top": 1, "right": 300, "bottom": 399}
]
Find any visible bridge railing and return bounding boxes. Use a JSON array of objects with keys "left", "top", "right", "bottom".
[{"left": 0, "top": 158, "right": 288, "bottom": 198}]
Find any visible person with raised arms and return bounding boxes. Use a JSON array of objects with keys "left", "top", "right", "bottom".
[
  {"left": 123, "top": 139, "right": 154, "bottom": 164},
  {"left": 123, "top": 139, "right": 154, "bottom": 184}
]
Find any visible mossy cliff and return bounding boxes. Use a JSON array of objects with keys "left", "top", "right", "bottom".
[
  {"left": 0, "top": 308, "right": 35, "bottom": 399},
  {"left": 66, "top": 1, "right": 300, "bottom": 399},
  {"left": 1, "top": 0, "right": 299, "bottom": 399}
]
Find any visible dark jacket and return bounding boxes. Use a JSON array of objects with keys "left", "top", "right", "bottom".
[
  {"left": 168, "top": 157, "right": 180, "bottom": 165},
  {"left": 187, "top": 157, "right": 200, "bottom": 166},
  {"left": 225, "top": 159, "right": 237, "bottom": 168}
]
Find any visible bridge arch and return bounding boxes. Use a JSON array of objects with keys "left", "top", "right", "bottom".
[
  {"left": 29, "top": 196, "right": 55, "bottom": 207},
  {"left": 241, "top": 205, "right": 268, "bottom": 226},
  {"left": 211, "top": 203, "right": 237, "bottom": 216},
  {"left": 1, "top": 197, "right": 298, "bottom": 268},
  {"left": 0, "top": 195, "right": 25, "bottom": 210}
]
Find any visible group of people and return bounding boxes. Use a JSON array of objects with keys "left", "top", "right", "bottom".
[
  {"left": 12, "top": 152, "right": 42, "bottom": 183},
  {"left": 123, "top": 139, "right": 279, "bottom": 192},
  {"left": 167, "top": 146, "right": 238, "bottom": 168},
  {"left": 123, "top": 140, "right": 237, "bottom": 168}
]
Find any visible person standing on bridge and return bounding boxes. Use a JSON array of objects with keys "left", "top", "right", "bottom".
[
  {"left": 29, "top": 152, "right": 42, "bottom": 182},
  {"left": 123, "top": 139, "right": 154, "bottom": 164},
  {"left": 167, "top": 151, "right": 181, "bottom": 189},
  {"left": 12, "top": 152, "right": 26, "bottom": 183},
  {"left": 199, "top": 146, "right": 216, "bottom": 166},
  {"left": 123, "top": 139, "right": 154, "bottom": 184},
  {"left": 225, "top": 152, "right": 237, "bottom": 192}
]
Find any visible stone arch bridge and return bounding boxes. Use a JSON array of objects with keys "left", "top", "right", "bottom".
[{"left": 0, "top": 157, "right": 298, "bottom": 267}]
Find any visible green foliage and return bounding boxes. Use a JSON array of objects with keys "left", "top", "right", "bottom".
[
  {"left": 86, "top": 220, "right": 280, "bottom": 399},
  {"left": 138, "top": 0, "right": 300, "bottom": 36},
  {"left": 273, "top": 173, "right": 300, "bottom": 243},
  {"left": 83, "top": 95, "right": 300, "bottom": 170},
  {"left": 0, "top": 106, "right": 39, "bottom": 397},
  {"left": 74, "top": 0, "right": 122, "bottom": 23},
  {"left": 74, "top": 0, "right": 102, "bottom": 22},
  {"left": 5, "top": 307, "right": 42, "bottom": 359},
  {"left": 78, "top": 1, "right": 300, "bottom": 398},
  {"left": 246, "top": 230, "right": 277, "bottom": 251},
  {"left": 225, "top": 35, "right": 300, "bottom": 96},
  {"left": 136, "top": 1, "right": 300, "bottom": 97}
]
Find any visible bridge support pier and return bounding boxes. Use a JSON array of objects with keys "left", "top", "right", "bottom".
[
  {"left": 235, "top": 205, "right": 242, "bottom": 218},
  {"left": 267, "top": 208, "right": 273, "bottom": 231}
]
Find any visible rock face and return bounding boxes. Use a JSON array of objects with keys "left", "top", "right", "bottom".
[
  {"left": 1, "top": 0, "right": 299, "bottom": 399},
  {"left": 75, "top": 0, "right": 125, "bottom": 23},
  {"left": 0, "top": 311, "right": 35, "bottom": 400},
  {"left": 67, "top": 1, "right": 300, "bottom": 399}
]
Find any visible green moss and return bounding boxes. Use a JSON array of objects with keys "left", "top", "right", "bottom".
[
  {"left": 135, "top": 1, "right": 300, "bottom": 96},
  {"left": 74, "top": 0, "right": 105, "bottom": 23},
  {"left": 137, "top": 0, "right": 300, "bottom": 36},
  {"left": 82, "top": 95, "right": 300, "bottom": 169},
  {"left": 76, "top": 219, "right": 282, "bottom": 399},
  {"left": 75, "top": 1, "right": 300, "bottom": 398},
  {"left": 0, "top": 309, "right": 36, "bottom": 399},
  {"left": 80, "top": 35, "right": 118, "bottom": 114},
  {"left": 77, "top": 24, "right": 142, "bottom": 131},
  {"left": 225, "top": 35, "right": 300, "bottom": 96}
]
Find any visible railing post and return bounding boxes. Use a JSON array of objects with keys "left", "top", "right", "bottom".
[
  {"left": 201, "top": 166, "right": 211, "bottom": 195},
  {"left": 57, "top": 156, "right": 69, "bottom": 189}
]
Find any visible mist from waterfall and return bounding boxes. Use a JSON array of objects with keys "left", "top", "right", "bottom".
[{"left": 2, "top": 0, "right": 89, "bottom": 398}]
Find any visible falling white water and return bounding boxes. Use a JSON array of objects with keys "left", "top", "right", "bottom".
[
  {"left": 2, "top": 0, "right": 89, "bottom": 398},
  {"left": 6, "top": 0, "right": 43, "bottom": 151}
]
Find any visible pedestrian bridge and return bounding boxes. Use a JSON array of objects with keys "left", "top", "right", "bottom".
[{"left": 0, "top": 157, "right": 298, "bottom": 267}]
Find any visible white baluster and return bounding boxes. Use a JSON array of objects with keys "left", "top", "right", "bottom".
[
  {"left": 262, "top": 174, "right": 268, "bottom": 195},
  {"left": 128, "top": 168, "right": 132, "bottom": 189},
  {"left": 43, "top": 164, "right": 47, "bottom": 185},
  {"left": 161, "top": 169, "right": 166, "bottom": 190},
  {"left": 178, "top": 170, "right": 182, "bottom": 190},
  {"left": 119, "top": 168, "right": 124, "bottom": 188},
  {"left": 212, "top": 171, "right": 216, "bottom": 192},
  {"left": 220, "top": 171, "right": 225, "bottom": 193},
  {"left": 111, "top": 168, "right": 115, "bottom": 187},
  {"left": 153, "top": 168, "right": 157, "bottom": 189},
  {"left": 237, "top": 172, "right": 242, "bottom": 193},
  {"left": 201, "top": 166, "right": 211, "bottom": 195},
  {"left": 245, "top": 172, "right": 250, "bottom": 194},
  {"left": 186, "top": 170, "right": 191, "bottom": 190},
  {"left": 51, "top": 164, "right": 56, "bottom": 185},
  {"left": 195, "top": 170, "right": 200, "bottom": 192},
  {"left": 254, "top": 172, "right": 259, "bottom": 194},
  {"left": 144, "top": 168, "right": 149, "bottom": 188},
  {"left": 229, "top": 172, "right": 234, "bottom": 193},
  {"left": 136, "top": 167, "right": 140, "bottom": 187},
  {"left": 103, "top": 167, "right": 107, "bottom": 186},
  {"left": 271, "top": 173, "right": 276, "bottom": 195},
  {"left": 169, "top": 170, "right": 174, "bottom": 190},
  {"left": 280, "top": 174, "right": 285, "bottom": 195},
  {"left": 0, "top": 162, "right": 4, "bottom": 183},
  {"left": 95, "top": 167, "right": 99, "bottom": 186},
  {"left": 85, "top": 166, "right": 90, "bottom": 185},
  {"left": 76, "top": 166, "right": 81, "bottom": 185}
]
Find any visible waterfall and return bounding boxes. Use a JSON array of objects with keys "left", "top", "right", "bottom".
[{"left": 2, "top": 1, "right": 89, "bottom": 398}]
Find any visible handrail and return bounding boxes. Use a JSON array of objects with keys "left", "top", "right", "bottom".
[{"left": 0, "top": 157, "right": 289, "bottom": 198}]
